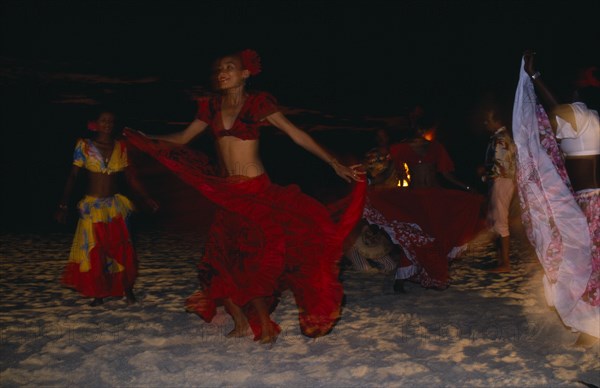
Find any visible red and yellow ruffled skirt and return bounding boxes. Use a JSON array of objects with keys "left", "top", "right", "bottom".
[{"left": 62, "top": 194, "right": 137, "bottom": 298}]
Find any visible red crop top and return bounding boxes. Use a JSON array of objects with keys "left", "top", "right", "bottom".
[{"left": 196, "top": 91, "right": 280, "bottom": 140}]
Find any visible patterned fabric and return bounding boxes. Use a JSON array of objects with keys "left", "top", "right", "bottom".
[
  {"left": 123, "top": 128, "right": 367, "bottom": 339},
  {"left": 363, "top": 183, "right": 485, "bottom": 289},
  {"left": 196, "top": 91, "right": 279, "bottom": 140},
  {"left": 512, "top": 59, "right": 599, "bottom": 338},
  {"left": 484, "top": 127, "right": 516, "bottom": 180},
  {"left": 576, "top": 189, "right": 600, "bottom": 306},
  {"left": 345, "top": 246, "right": 397, "bottom": 273},
  {"left": 363, "top": 147, "right": 398, "bottom": 187},
  {"left": 535, "top": 105, "right": 573, "bottom": 190},
  {"left": 362, "top": 139, "right": 486, "bottom": 289},
  {"left": 345, "top": 224, "right": 396, "bottom": 273},
  {"left": 353, "top": 224, "right": 394, "bottom": 259},
  {"left": 363, "top": 199, "right": 446, "bottom": 288},
  {"left": 73, "top": 139, "right": 128, "bottom": 174},
  {"left": 62, "top": 194, "right": 136, "bottom": 298}
]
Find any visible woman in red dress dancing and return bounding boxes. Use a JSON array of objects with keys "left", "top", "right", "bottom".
[
  {"left": 125, "top": 49, "right": 366, "bottom": 344},
  {"left": 364, "top": 119, "right": 485, "bottom": 290}
]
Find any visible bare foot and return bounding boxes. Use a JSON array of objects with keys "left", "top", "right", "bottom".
[
  {"left": 226, "top": 324, "right": 251, "bottom": 338},
  {"left": 258, "top": 324, "right": 279, "bottom": 346},
  {"left": 222, "top": 298, "right": 251, "bottom": 338},
  {"left": 574, "top": 333, "right": 599, "bottom": 348},
  {"left": 258, "top": 333, "right": 278, "bottom": 346},
  {"left": 487, "top": 265, "right": 511, "bottom": 273}
]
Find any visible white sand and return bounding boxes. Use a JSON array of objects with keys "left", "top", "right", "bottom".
[{"left": 1, "top": 229, "right": 598, "bottom": 387}]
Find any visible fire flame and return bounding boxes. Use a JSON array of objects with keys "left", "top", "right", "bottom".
[
  {"left": 397, "top": 162, "right": 410, "bottom": 187},
  {"left": 422, "top": 129, "right": 436, "bottom": 141}
]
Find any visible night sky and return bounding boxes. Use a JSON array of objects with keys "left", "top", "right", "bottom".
[
  {"left": 4, "top": 0, "right": 599, "bottom": 110},
  {"left": 1, "top": 0, "right": 599, "bottom": 232}
]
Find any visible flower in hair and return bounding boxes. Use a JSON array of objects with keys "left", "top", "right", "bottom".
[
  {"left": 576, "top": 66, "right": 600, "bottom": 88},
  {"left": 87, "top": 121, "right": 98, "bottom": 131},
  {"left": 240, "top": 49, "right": 262, "bottom": 76}
]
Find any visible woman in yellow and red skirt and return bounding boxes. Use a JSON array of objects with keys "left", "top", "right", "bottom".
[{"left": 55, "top": 108, "right": 158, "bottom": 306}]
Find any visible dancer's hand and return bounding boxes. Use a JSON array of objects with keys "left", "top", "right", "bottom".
[
  {"left": 330, "top": 160, "right": 366, "bottom": 183},
  {"left": 523, "top": 49, "right": 536, "bottom": 76}
]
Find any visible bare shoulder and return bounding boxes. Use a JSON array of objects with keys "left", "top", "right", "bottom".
[
  {"left": 553, "top": 103, "right": 577, "bottom": 131},
  {"left": 553, "top": 103, "right": 575, "bottom": 121}
]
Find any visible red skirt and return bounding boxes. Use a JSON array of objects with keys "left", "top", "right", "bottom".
[
  {"left": 366, "top": 187, "right": 485, "bottom": 288},
  {"left": 62, "top": 194, "right": 137, "bottom": 298},
  {"left": 124, "top": 129, "right": 366, "bottom": 338}
]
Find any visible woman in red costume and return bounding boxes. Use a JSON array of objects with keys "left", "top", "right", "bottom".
[
  {"left": 364, "top": 119, "right": 485, "bottom": 289},
  {"left": 124, "top": 49, "right": 366, "bottom": 345}
]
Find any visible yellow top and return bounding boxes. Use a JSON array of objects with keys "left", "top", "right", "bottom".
[{"left": 72, "top": 138, "right": 128, "bottom": 174}]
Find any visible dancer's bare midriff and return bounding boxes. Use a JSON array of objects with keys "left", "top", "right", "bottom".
[{"left": 565, "top": 155, "right": 599, "bottom": 192}]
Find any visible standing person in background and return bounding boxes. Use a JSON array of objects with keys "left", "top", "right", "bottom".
[
  {"left": 55, "top": 107, "right": 159, "bottom": 307},
  {"left": 390, "top": 115, "right": 474, "bottom": 191},
  {"left": 482, "top": 106, "right": 516, "bottom": 273},
  {"left": 513, "top": 51, "right": 599, "bottom": 347}
]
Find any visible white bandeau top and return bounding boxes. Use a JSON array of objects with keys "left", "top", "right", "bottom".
[{"left": 556, "top": 102, "right": 600, "bottom": 156}]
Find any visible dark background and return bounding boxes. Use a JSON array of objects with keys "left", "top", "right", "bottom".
[{"left": 2, "top": 0, "right": 599, "bottom": 233}]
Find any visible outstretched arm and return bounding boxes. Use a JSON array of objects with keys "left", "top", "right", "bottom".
[
  {"left": 142, "top": 119, "right": 209, "bottom": 145},
  {"left": 524, "top": 51, "right": 576, "bottom": 133},
  {"left": 266, "top": 111, "right": 364, "bottom": 182}
]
